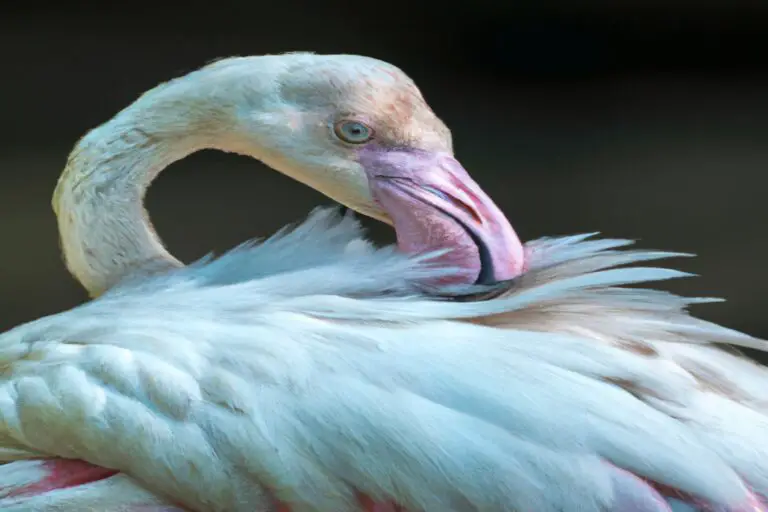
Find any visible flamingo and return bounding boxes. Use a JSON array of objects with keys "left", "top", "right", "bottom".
[{"left": 0, "top": 52, "right": 766, "bottom": 511}]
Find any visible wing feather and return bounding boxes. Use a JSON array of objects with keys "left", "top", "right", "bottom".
[{"left": 0, "top": 207, "right": 765, "bottom": 511}]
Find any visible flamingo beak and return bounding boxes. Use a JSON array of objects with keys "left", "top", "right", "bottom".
[{"left": 359, "top": 147, "right": 525, "bottom": 286}]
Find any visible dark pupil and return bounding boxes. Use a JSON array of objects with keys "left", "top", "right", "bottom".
[{"left": 347, "top": 124, "right": 364, "bottom": 137}]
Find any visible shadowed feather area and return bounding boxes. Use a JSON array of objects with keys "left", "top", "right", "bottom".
[{"left": 0, "top": 207, "right": 766, "bottom": 511}]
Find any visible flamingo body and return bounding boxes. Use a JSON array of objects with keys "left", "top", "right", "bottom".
[{"left": 0, "top": 208, "right": 766, "bottom": 511}]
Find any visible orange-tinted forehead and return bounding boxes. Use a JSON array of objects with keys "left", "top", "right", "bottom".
[
  {"left": 282, "top": 59, "right": 453, "bottom": 152},
  {"left": 345, "top": 67, "right": 451, "bottom": 151}
]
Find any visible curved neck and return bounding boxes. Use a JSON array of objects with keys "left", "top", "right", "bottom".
[
  {"left": 54, "top": 130, "right": 192, "bottom": 297},
  {"left": 52, "top": 75, "right": 260, "bottom": 297}
]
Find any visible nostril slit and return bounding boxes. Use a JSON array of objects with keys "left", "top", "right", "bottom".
[
  {"left": 377, "top": 176, "right": 485, "bottom": 224},
  {"left": 422, "top": 186, "right": 483, "bottom": 224},
  {"left": 421, "top": 185, "right": 451, "bottom": 202}
]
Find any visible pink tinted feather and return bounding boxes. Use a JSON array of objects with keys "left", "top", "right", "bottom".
[
  {"left": 2, "top": 459, "right": 766, "bottom": 511},
  {"left": 0, "top": 459, "right": 183, "bottom": 510},
  {"left": 2, "top": 222, "right": 767, "bottom": 511}
]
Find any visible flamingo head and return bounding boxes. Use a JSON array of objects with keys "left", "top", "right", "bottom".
[{"left": 203, "top": 53, "right": 525, "bottom": 285}]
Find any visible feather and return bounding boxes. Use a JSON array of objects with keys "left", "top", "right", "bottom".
[{"left": 1, "top": 207, "right": 766, "bottom": 511}]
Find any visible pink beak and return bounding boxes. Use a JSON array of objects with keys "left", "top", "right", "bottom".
[{"left": 360, "top": 148, "right": 525, "bottom": 285}]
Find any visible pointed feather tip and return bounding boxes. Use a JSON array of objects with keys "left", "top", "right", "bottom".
[
  {"left": 652, "top": 251, "right": 696, "bottom": 259},
  {"left": 577, "top": 267, "right": 697, "bottom": 287},
  {"left": 566, "top": 232, "right": 602, "bottom": 243},
  {"left": 686, "top": 297, "right": 726, "bottom": 305},
  {"left": 530, "top": 232, "right": 697, "bottom": 257}
]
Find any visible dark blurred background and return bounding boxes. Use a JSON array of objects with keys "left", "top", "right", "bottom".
[{"left": 0, "top": 2, "right": 766, "bottom": 347}]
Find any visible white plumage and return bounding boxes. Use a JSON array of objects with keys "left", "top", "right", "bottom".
[
  {"left": 1, "top": 208, "right": 766, "bottom": 511},
  {"left": 0, "top": 52, "right": 765, "bottom": 511}
]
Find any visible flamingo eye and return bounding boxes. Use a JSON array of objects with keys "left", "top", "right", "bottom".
[{"left": 333, "top": 120, "right": 374, "bottom": 144}]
